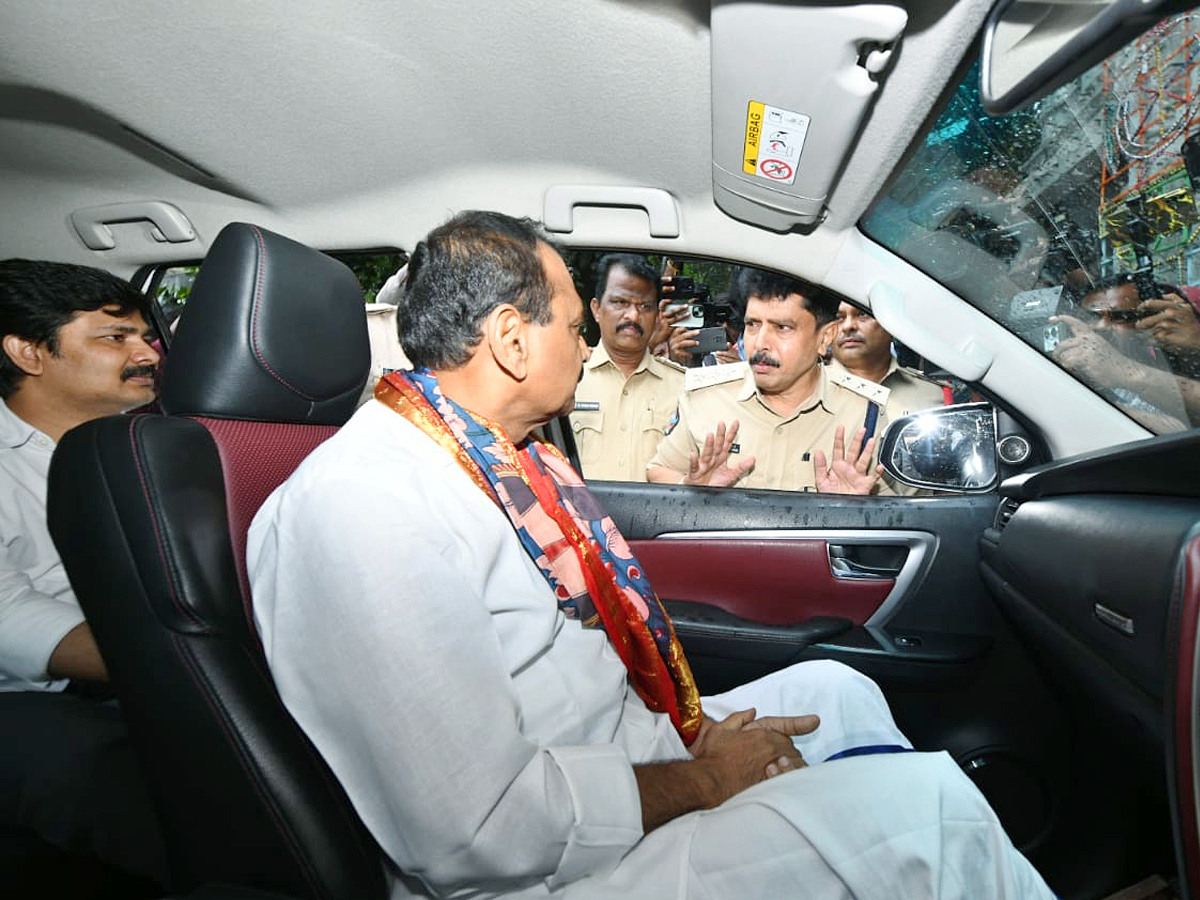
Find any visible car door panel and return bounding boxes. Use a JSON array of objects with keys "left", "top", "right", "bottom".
[
  {"left": 1167, "top": 533, "right": 1200, "bottom": 900},
  {"left": 628, "top": 533, "right": 906, "bottom": 626},
  {"left": 599, "top": 484, "right": 1000, "bottom": 637},
  {"left": 596, "top": 483, "right": 1005, "bottom": 690},
  {"left": 594, "top": 480, "right": 1067, "bottom": 858},
  {"left": 973, "top": 430, "right": 1200, "bottom": 892}
]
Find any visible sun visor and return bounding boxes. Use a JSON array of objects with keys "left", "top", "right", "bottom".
[{"left": 711, "top": 2, "right": 906, "bottom": 232}]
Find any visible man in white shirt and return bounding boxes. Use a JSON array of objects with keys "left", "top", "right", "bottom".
[
  {"left": 0, "top": 259, "right": 160, "bottom": 691},
  {"left": 0, "top": 258, "right": 166, "bottom": 883},
  {"left": 249, "top": 211, "right": 1054, "bottom": 899}
]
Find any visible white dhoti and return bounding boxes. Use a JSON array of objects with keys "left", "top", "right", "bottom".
[
  {"left": 616, "top": 751, "right": 1051, "bottom": 900},
  {"left": 555, "top": 660, "right": 1050, "bottom": 900},
  {"left": 702, "top": 658, "right": 912, "bottom": 763}
]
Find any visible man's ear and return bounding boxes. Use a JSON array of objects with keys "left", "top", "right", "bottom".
[
  {"left": 486, "top": 304, "right": 529, "bottom": 381},
  {"left": 1, "top": 334, "right": 45, "bottom": 377},
  {"left": 590, "top": 297, "right": 601, "bottom": 320},
  {"left": 817, "top": 320, "right": 837, "bottom": 356}
]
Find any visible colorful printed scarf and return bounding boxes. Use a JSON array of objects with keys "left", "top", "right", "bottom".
[{"left": 376, "top": 368, "right": 702, "bottom": 744}]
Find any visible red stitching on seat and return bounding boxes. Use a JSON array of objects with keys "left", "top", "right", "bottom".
[{"left": 246, "top": 225, "right": 321, "bottom": 400}]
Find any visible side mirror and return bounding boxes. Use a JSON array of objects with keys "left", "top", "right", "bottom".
[{"left": 879, "top": 403, "right": 998, "bottom": 493}]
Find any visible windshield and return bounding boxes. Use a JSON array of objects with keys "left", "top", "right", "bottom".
[{"left": 862, "top": 11, "right": 1200, "bottom": 436}]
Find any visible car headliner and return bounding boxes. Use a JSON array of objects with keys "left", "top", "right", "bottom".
[
  {"left": 0, "top": 0, "right": 1151, "bottom": 458},
  {"left": 0, "top": 1, "right": 990, "bottom": 269}
]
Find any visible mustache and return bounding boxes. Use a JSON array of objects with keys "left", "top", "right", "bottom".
[
  {"left": 616, "top": 322, "right": 644, "bottom": 336},
  {"left": 748, "top": 351, "right": 779, "bottom": 368},
  {"left": 121, "top": 365, "right": 158, "bottom": 381}
]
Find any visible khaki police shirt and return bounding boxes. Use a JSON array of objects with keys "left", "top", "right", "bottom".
[
  {"left": 826, "top": 359, "right": 946, "bottom": 496},
  {"left": 571, "top": 343, "right": 685, "bottom": 481},
  {"left": 827, "top": 358, "right": 945, "bottom": 421},
  {"left": 647, "top": 362, "right": 889, "bottom": 493}
]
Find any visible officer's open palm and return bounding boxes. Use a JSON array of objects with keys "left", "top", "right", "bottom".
[
  {"left": 813, "top": 425, "right": 882, "bottom": 495},
  {"left": 686, "top": 420, "right": 755, "bottom": 487}
]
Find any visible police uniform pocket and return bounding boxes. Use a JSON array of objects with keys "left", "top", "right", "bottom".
[
  {"left": 638, "top": 402, "right": 673, "bottom": 466},
  {"left": 570, "top": 408, "right": 605, "bottom": 469}
]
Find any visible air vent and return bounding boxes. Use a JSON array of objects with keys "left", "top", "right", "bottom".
[{"left": 995, "top": 497, "right": 1021, "bottom": 530}]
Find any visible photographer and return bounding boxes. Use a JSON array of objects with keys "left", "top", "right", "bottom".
[
  {"left": 1051, "top": 274, "right": 1198, "bottom": 429},
  {"left": 1135, "top": 290, "right": 1200, "bottom": 375},
  {"left": 571, "top": 254, "right": 686, "bottom": 481},
  {"left": 660, "top": 269, "right": 750, "bottom": 367}
]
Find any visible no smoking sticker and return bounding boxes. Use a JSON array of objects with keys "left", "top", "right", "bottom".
[
  {"left": 742, "top": 101, "right": 809, "bottom": 186},
  {"left": 759, "top": 158, "right": 793, "bottom": 181}
]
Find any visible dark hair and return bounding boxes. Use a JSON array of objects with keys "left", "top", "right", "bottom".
[
  {"left": 739, "top": 268, "right": 841, "bottom": 328},
  {"left": 399, "top": 211, "right": 557, "bottom": 369},
  {"left": 594, "top": 254, "right": 658, "bottom": 299},
  {"left": 1082, "top": 272, "right": 1179, "bottom": 301},
  {"left": 0, "top": 259, "right": 148, "bottom": 398}
]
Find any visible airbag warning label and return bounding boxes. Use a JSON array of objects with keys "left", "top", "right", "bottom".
[{"left": 742, "top": 101, "right": 809, "bottom": 186}]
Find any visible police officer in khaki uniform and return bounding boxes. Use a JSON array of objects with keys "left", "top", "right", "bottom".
[
  {"left": 825, "top": 301, "right": 948, "bottom": 496},
  {"left": 827, "top": 302, "right": 946, "bottom": 421},
  {"left": 647, "top": 271, "right": 886, "bottom": 494},
  {"left": 572, "top": 254, "right": 685, "bottom": 481}
]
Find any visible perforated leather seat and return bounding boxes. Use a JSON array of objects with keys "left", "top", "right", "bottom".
[{"left": 47, "top": 222, "right": 387, "bottom": 899}]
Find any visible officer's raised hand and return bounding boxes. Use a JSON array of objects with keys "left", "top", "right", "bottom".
[
  {"left": 684, "top": 420, "right": 755, "bottom": 487},
  {"left": 813, "top": 425, "right": 882, "bottom": 494}
]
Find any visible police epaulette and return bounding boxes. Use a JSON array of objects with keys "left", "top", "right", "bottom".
[
  {"left": 827, "top": 367, "right": 891, "bottom": 404},
  {"left": 899, "top": 365, "right": 945, "bottom": 386},
  {"left": 657, "top": 356, "right": 688, "bottom": 374},
  {"left": 684, "top": 361, "right": 749, "bottom": 391}
]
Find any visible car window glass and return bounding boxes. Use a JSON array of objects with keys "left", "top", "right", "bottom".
[
  {"left": 861, "top": 11, "right": 1200, "bottom": 437},
  {"left": 153, "top": 265, "right": 198, "bottom": 333},
  {"left": 562, "top": 250, "right": 971, "bottom": 495},
  {"left": 150, "top": 251, "right": 406, "bottom": 336}
]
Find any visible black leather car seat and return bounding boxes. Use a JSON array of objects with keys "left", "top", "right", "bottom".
[{"left": 46, "top": 222, "right": 387, "bottom": 900}]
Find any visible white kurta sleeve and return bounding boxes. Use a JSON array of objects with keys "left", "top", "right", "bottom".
[{"left": 250, "top": 471, "right": 644, "bottom": 896}]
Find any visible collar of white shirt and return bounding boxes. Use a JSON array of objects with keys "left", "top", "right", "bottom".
[{"left": 0, "top": 398, "right": 49, "bottom": 451}]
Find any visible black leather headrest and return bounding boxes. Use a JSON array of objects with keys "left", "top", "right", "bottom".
[{"left": 160, "top": 223, "right": 369, "bottom": 425}]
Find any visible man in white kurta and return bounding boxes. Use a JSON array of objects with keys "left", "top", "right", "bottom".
[
  {"left": 248, "top": 210, "right": 1054, "bottom": 900},
  {"left": 250, "top": 399, "right": 1052, "bottom": 900}
]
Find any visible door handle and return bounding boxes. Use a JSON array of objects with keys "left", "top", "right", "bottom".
[{"left": 828, "top": 543, "right": 904, "bottom": 580}]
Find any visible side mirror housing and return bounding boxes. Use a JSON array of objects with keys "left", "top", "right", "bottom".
[{"left": 879, "top": 403, "right": 998, "bottom": 493}]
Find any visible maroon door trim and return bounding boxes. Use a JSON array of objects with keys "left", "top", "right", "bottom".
[{"left": 631, "top": 536, "right": 893, "bottom": 625}]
